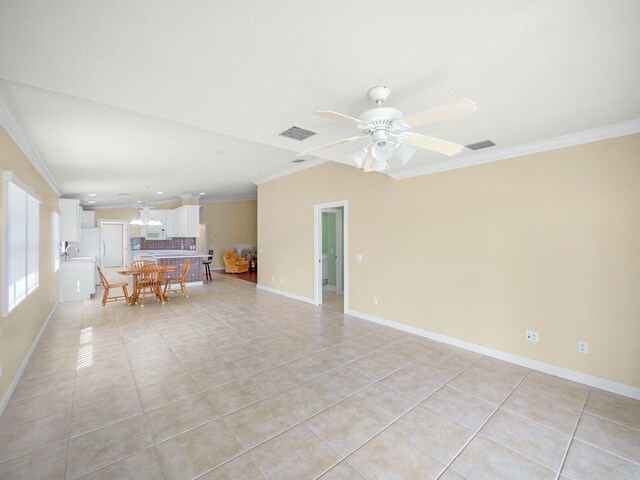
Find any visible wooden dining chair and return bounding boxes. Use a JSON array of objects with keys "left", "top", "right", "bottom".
[
  {"left": 164, "top": 259, "right": 192, "bottom": 298},
  {"left": 132, "top": 259, "right": 155, "bottom": 269},
  {"left": 96, "top": 265, "right": 130, "bottom": 307},
  {"left": 135, "top": 264, "right": 167, "bottom": 306}
]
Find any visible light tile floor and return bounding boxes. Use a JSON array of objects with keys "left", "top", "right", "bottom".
[{"left": 0, "top": 276, "right": 639, "bottom": 479}]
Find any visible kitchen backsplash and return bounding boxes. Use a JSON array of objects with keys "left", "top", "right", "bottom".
[{"left": 131, "top": 237, "right": 197, "bottom": 250}]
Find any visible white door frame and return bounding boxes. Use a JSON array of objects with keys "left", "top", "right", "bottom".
[{"left": 314, "top": 200, "right": 348, "bottom": 311}]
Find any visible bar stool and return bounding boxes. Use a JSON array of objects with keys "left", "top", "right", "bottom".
[{"left": 203, "top": 249, "right": 213, "bottom": 281}]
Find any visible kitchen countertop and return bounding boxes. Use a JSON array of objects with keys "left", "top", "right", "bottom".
[{"left": 152, "top": 254, "right": 211, "bottom": 258}]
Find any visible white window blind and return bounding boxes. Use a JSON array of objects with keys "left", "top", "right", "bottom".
[
  {"left": 3, "top": 171, "right": 41, "bottom": 315},
  {"left": 52, "top": 211, "right": 60, "bottom": 272}
]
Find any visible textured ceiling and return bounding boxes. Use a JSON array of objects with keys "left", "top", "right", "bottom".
[{"left": 0, "top": 0, "right": 639, "bottom": 206}]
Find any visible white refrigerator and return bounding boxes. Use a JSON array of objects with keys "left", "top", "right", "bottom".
[{"left": 72, "top": 228, "right": 101, "bottom": 286}]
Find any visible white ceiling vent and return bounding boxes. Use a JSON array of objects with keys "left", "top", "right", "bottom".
[
  {"left": 279, "top": 126, "right": 317, "bottom": 141},
  {"left": 466, "top": 140, "right": 495, "bottom": 150},
  {"left": 291, "top": 158, "right": 306, "bottom": 163}
]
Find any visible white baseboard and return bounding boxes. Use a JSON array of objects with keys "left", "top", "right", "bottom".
[
  {"left": 256, "top": 284, "right": 317, "bottom": 305},
  {"left": 0, "top": 301, "right": 60, "bottom": 417},
  {"left": 346, "top": 308, "right": 640, "bottom": 400},
  {"left": 212, "top": 267, "right": 225, "bottom": 271}
]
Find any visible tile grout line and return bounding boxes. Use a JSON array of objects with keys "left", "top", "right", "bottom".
[
  {"left": 192, "top": 340, "right": 442, "bottom": 479},
  {"left": 431, "top": 367, "right": 532, "bottom": 480},
  {"left": 121, "top": 312, "right": 169, "bottom": 480},
  {"left": 312, "top": 354, "right": 486, "bottom": 480},
  {"left": 81, "top": 302, "right": 404, "bottom": 477},
  {"left": 553, "top": 387, "right": 590, "bottom": 480}
]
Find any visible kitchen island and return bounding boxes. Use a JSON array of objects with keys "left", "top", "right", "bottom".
[{"left": 151, "top": 254, "right": 211, "bottom": 285}]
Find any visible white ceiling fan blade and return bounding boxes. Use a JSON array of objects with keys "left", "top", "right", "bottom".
[
  {"left": 315, "top": 111, "right": 369, "bottom": 126},
  {"left": 296, "top": 136, "right": 366, "bottom": 157},
  {"left": 402, "top": 98, "right": 477, "bottom": 128},
  {"left": 363, "top": 149, "right": 373, "bottom": 172},
  {"left": 403, "top": 133, "right": 464, "bottom": 156}
]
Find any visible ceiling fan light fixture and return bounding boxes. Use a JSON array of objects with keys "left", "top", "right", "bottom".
[
  {"left": 349, "top": 147, "right": 369, "bottom": 168},
  {"left": 371, "top": 140, "right": 395, "bottom": 162},
  {"left": 129, "top": 218, "right": 145, "bottom": 226},
  {"left": 395, "top": 143, "right": 418, "bottom": 165},
  {"left": 370, "top": 157, "right": 389, "bottom": 172}
]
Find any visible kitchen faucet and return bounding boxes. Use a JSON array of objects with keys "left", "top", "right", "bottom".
[{"left": 64, "top": 244, "right": 80, "bottom": 261}]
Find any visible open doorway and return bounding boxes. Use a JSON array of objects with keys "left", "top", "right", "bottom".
[{"left": 314, "top": 201, "right": 348, "bottom": 312}]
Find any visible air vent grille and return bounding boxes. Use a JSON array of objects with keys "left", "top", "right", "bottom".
[
  {"left": 291, "top": 158, "right": 306, "bottom": 163},
  {"left": 466, "top": 140, "right": 496, "bottom": 151},
  {"left": 279, "top": 126, "right": 317, "bottom": 141}
]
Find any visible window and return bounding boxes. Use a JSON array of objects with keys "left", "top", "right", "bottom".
[
  {"left": 52, "top": 211, "right": 60, "bottom": 272},
  {"left": 3, "top": 171, "right": 41, "bottom": 315}
]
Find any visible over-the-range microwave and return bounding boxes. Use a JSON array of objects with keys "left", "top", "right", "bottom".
[{"left": 145, "top": 227, "right": 167, "bottom": 240}]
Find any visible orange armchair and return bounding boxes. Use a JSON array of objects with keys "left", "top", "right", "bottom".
[{"left": 223, "top": 252, "right": 249, "bottom": 273}]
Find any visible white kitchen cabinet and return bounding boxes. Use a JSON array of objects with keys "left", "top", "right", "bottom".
[
  {"left": 59, "top": 199, "right": 82, "bottom": 242},
  {"left": 169, "top": 205, "right": 199, "bottom": 237},
  {"left": 81, "top": 210, "right": 95, "bottom": 228}
]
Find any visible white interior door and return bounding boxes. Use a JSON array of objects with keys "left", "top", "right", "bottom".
[{"left": 101, "top": 222, "right": 125, "bottom": 268}]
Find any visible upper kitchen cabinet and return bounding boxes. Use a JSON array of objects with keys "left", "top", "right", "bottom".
[
  {"left": 59, "top": 198, "right": 82, "bottom": 242},
  {"left": 169, "top": 205, "right": 199, "bottom": 237},
  {"left": 81, "top": 210, "right": 95, "bottom": 228}
]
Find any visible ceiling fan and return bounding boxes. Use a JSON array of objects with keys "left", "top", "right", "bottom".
[
  {"left": 297, "top": 86, "right": 477, "bottom": 172},
  {"left": 129, "top": 205, "right": 162, "bottom": 226}
]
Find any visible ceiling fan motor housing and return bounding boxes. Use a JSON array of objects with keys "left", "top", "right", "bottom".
[{"left": 367, "top": 86, "right": 391, "bottom": 105}]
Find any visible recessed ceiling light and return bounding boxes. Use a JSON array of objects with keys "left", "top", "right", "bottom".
[
  {"left": 215, "top": 150, "right": 225, "bottom": 155},
  {"left": 136, "top": 200, "right": 142, "bottom": 203},
  {"left": 199, "top": 192, "right": 206, "bottom": 195},
  {"left": 88, "top": 193, "right": 97, "bottom": 197},
  {"left": 156, "top": 191, "right": 163, "bottom": 195},
  {"left": 88, "top": 200, "right": 95, "bottom": 204}
]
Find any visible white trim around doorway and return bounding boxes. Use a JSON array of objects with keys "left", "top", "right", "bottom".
[{"left": 314, "top": 200, "right": 348, "bottom": 312}]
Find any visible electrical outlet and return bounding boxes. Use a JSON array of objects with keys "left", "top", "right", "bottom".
[
  {"left": 525, "top": 330, "right": 539, "bottom": 343},
  {"left": 0, "top": 363, "right": 3, "bottom": 377},
  {"left": 271, "top": 276, "right": 275, "bottom": 282},
  {"left": 280, "top": 277, "right": 283, "bottom": 284},
  {"left": 578, "top": 340, "right": 588, "bottom": 354},
  {"left": 356, "top": 254, "right": 363, "bottom": 262},
  {"left": 373, "top": 297, "right": 378, "bottom": 306}
]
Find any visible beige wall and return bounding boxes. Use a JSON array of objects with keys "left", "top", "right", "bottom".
[
  {"left": 257, "top": 134, "right": 640, "bottom": 388},
  {"left": 0, "top": 128, "right": 59, "bottom": 402},
  {"left": 201, "top": 200, "right": 257, "bottom": 269}
]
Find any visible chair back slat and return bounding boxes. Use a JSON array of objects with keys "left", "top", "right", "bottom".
[
  {"left": 180, "top": 259, "right": 192, "bottom": 281},
  {"left": 96, "top": 265, "right": 109, "bottom": 288}
]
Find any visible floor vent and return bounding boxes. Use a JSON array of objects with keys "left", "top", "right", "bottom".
[
  {"left": 466, "top": 140, "right": 496, "bottom": 150},
  {"left": 279, "top": 126, "right": 317, "bottom": 141}
]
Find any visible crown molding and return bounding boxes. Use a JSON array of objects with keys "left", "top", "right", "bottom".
[
  {"left": 200, "top": 195, "right": 257, "bottom": 204},
  {"left": 0, "top": 92, "right": 62, "bottom": 196},
  {"left": 89, "top": 197, "right": 183, "bottom": 210},
  {"left": 253, "top": 158, "right": 328, "bottom": 185},
  {"left": 390, "top": 119, "right": 640, "bottom": 180}
]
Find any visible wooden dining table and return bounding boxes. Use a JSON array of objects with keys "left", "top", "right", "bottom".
[{"left": 117, "top": 265, "right": 178, "bottom": 305}]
